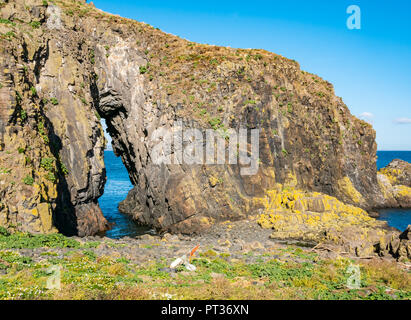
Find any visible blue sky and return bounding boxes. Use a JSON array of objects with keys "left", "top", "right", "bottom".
[{"left": 92, "top": 0, "right": 411, "bottom": 150}]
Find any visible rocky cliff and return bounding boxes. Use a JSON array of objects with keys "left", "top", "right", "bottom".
[
  {"left": 0, "top": 0, "right": 410, "bottom": 250},
  {"left": 378, "top": 159, "right": 411, "bottom": 208}
]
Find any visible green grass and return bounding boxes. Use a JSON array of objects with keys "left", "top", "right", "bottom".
[
  {"left": 29, "top": 21, "right": 41, "bottom": 29},
  {"left": 244, "top": 100, "right": 257, "bottom": 105},
  {"left": 0, "top": 232, "right": 408, "bottom": 300},
  {"left": 139, "top": 65, "right": 149, "bottom": 74},
  {"left": 0, "top": 249, "right": 408, "bottom": 300},
  {"left": 40, "top": 158, "right": 55, "bottom": 172},
  {"left": 0, "top": 168, "right": 11, "bottom": 174},
  {"left": 0, "top": 233, "right": 81, "bottom": 250},
  {"left": 45, "top": 172, "right": 56, "bottom": 182},
  {"left": 23, "top": 175, "right": 34, "bottom": 186},
  {"left": 0, "top": 19, "right": 16, "bottom": 27},
  {"left": 208, "top": 117, "right": 222, "bottom": 130}
]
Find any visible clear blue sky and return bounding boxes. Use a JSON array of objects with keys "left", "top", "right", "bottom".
[{"left": 92, "top": 0, "right": 411, "bottom": 151}]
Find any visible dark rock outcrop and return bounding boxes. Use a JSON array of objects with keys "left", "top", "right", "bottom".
[
  {"left": 381, "top": 160, "right": 411, "bottom": 187},
  {"left": 0, "top": 0, "right": 108, "bottom": 236},
  {"left": 378, "top": 160, "right": 411, "bottom": 209}
]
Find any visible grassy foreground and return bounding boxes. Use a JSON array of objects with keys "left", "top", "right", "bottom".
[{"left": 0, "top": 229, "right": 409, "bottom": 300}]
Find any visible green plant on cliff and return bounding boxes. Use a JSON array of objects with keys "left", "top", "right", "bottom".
[
  {"left": 37, "top": 121, "right": 49, "bottom": 143},
  {"left": 89, "top": 49, "right": 95, "bottom": 64},
  {"left": 20, "top": 109, "right": 27, "bottom": 121},
  {"left": 199, "top": 108, "right": 207, "bottom": 116},
  {"left": 15, "top": 91, "right": 22, "bottom": 103},
  {"left": 40, "top": 157, "right": 55, "bottom": 172},
  {"left": 139, "top": 65, "right": 149, "bottom": 74},
  {"left": 287, "top": 102, "right": 293, "bottom": 113},
  {"left": 46, "top": 172, "right": 56, "bottom": 182},
  {"left": 0, "top": 227, "right": 9, "bottom": 237},
  {"left": 95, "top": 111, "right": 101, "bottom": 120},
  {"left": 61, "top": 163, "right": 69, "bottom": 175},
  {"left": 29, "top": 21, "right": 41, "bottom": 29},
  {"left": 23, "top": 175, "right": 34, "bottom": 186},
  {"left": 0, "top": 233, "right": 80, "bottom": 250},
  {"left": 50, "top": 98, "right": 59, "bottom": 105},
  {"left": 244, "top": 99, "right": 257, "bottom": 105},
  {"left": 3, "top": 31, "right": 16, "bottom": 41},
  {"left": 30, "top": 86, "right": 37, "bottom": 96},
  {"left": 0, "top": 19, "right": 16, "bottom": 27},
  {"left": 209, "top": 117, "right": 222, "bottom": 130},
  {"left": 57, "top": 156, "right": 69, "bottom": 175},
  {"left": 210, "top": 58, "right": 218, "bottom": 65},
  {"left": 0, "top": 168, "right": 11, "bottom": 174}
]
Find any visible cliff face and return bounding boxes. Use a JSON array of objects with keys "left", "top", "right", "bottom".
[
  {"left": 0, "top": 0, "right": 409, "bottom": 237},
  {"left": 0, "top": 0, "right": 108, "bottom": 236}
]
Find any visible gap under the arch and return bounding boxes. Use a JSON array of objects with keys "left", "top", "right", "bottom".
[{"left": 99, "top": 119, "right": 153, "bottom": 239}]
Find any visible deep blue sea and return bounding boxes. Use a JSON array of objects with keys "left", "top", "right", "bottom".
[
  {"left": 99, "top": 151, "right": 152, "bottom": 239},
  {"left": 376, "top": 151, "right": 411, "bottom": 170},
  {"left": 376, "top": 151, "right": 411, "bottom": 232},
  {"left": 99, "top": 151, "right": 411, "bottom": 239}
]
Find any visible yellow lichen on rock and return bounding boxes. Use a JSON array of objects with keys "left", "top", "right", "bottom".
[
  {"left": 36, "top": 203, "right": 57, "bottom": 234},
  {"left": 392, "top": 185, "right": 411, "bottom": 207},
  {"left": 255, "top": 187, "right": 372, "bottom": 230},
  {"left": 254, "top": 187, "right": 390, "bottom": 256},
  {"left": 393, "top": 185, "right": 411, "bottom": 198},
  {"left": 378, "top": 170, "right": 411, "bottom": 208},
  {"left": 377, "top": 173, "right": 395, "bottom": 201},
  {"left": 208, "top": 176, "right": 220, "bottom": 188},
  {"left": 337, "top": 177, "right": 365, "bottom": 205},
  {"left": 284, "top": 172, "right": 298, "bottom": 189}
]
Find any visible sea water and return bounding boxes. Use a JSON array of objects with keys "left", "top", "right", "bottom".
[
  {"left": 376, "top": 151, "right": 411, "bottom": 232},
  {"left": 99, "top": 151, "right": 152, "bottom": 239}
]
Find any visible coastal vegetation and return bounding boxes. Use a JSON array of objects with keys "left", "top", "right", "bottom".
[
  {"left": 0, "top": 0, "right": 409, "bottom": 301},
  {"left": 0, "top": 229, "right": 409, "bottom": 300}
]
